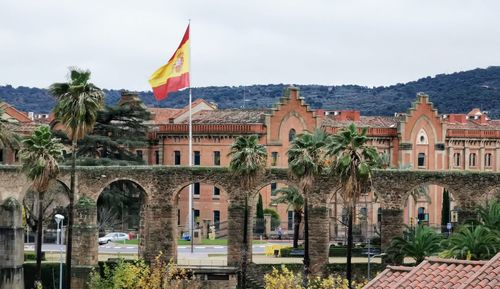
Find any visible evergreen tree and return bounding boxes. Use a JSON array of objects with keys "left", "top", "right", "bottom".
[
  {"left": 441, "top": 189, "right": 450, "bottom": 233},
  {"left": 256, "top": 193, "right": 264, "bottom": 234}
]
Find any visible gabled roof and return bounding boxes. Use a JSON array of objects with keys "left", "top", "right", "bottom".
[
  {"left": 363, "top": 253, "right": 500, "bottom": 289},
  {"left": 148, "top": 107, "right": 182, "bottom": 124},
  {"left": 0, "top": 102, "right": 32, "bottom": 123},
  {"left": 321, "top": 116, "right": 398, "bottom": 128}
]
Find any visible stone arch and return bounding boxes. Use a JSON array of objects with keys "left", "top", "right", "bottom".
[
  {"left": 95, "top": 177, "right": 151, "bottom": 202},
  {"left": 400, "top": 182, "right": 459, "bottom": 208}
]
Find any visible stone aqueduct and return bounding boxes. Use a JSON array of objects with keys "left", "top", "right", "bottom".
[{"left": 0, "top": 165, "right": 499, "bottom": 288}]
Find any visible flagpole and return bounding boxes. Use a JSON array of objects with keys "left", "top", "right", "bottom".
[{"left": 188, "top": 19, "right": 194, "bottom": 254}]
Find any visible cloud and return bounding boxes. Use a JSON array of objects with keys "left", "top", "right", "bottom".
[{"left": 1, "top": 0, "right": 499, "bottom": 90}]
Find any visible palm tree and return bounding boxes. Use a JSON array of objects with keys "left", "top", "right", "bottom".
[
  {"left": 327, "top": 124, "right": 379, "bottom": 289},
  {"left": 273, "top": 186, "right": 304, "bottom": 248},
  {"left": 287, "top": 129, "right": 329, "bottom": 283},
  {"left": 387, "top": 225, "right": 442, "bottom": 264},
  {"left": 228, "top": 134, "right": 267, "bottom": 288},
  {"left": 50, "top": 68, "right": 104, "bottom": 288},
  {"left": 477, "top": 199, "right": 500, "bottom": 233},
  {"left": 441, "top": 225, "right": 499, "bottom": 260},
  {"left": 0, "top": 108, "right": 20, "bottom": 153},
  {"left": 20, "top": 126, "right": 63, "bottom": 283}
]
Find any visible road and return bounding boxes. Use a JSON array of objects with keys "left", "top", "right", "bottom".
[{"left": 24, "top": 242, "right": 292, "bottom": 255}]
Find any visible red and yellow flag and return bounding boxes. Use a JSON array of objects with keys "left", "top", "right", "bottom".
[{"left": 149, "top": 25, "right": 190, "bottom": 101}]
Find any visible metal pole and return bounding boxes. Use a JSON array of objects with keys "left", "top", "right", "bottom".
[
  {"left": 188, "top": 19, "right": 194, "bottom": 254},
  {"left": 58, "top": 221, "right": 63, "bottom": 289},
  {"left": 367, "top": 237, "right": 371, "bottom": 280}
]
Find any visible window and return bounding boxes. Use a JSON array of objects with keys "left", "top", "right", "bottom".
[
  {"left": 177, "top": 209, "right": 180, "bottom": 226},
  {"left": 271, "top": 183, "right": 277, "bottom": 196},
  {"left": 213, "top": 186, "right": 220, "bottom": 198},
  {"left": 359, "top": 207, "right": 368, "bottom": 220},
  {"left": 485, "top": 153, "right": 492, "bottom": 167},
  {"left": 213, "top": 210, "right": 220, "bottom": 229},
  {"left": 417, "top": 153, "right": 425, "bottom": 167},
  {"left": 155, "top": 150, "right": 160, "bottom": 165},
  {"left": 14, "top": 150, "right": 19, "bottom": 162},
  {"left": 453, "top": 153, "right": 461, "bottom": 167},
  {"left": 288, "top": 129, "right": 296, "bottom": 142},
  {"left": 341, "top": 208, "right": 348, "bottom": 224},
  {"left": 417, "top": 207, "right": 428, "bottom": 222},
  {"left": 271, "top": 152, "right": 278, "bottom": 166},
  {"left": 193, "top": 183, "right": 200, "bottom": 196},
  {"left": 174, "top": 151, "right": 181, "bottom": 165},
  {"left": 0, "top": 149, "right": 3, "bottom": 163},
  {"left": 194, "top": 151, "right": 200, "bottom": 165},
  {"left": 469, "top": 153, "right": 477, "bottom": 167},
  {"left": 194, "top": 209, "right": 200, "bottom": 225},
  {"left": 213, "top": 151, "right": 220, "bottom": 166},
  {"left": 136, "top": 150, "right": 143, "bottom": 160},
  {"left": 288, "top": 211, "right": 294, "bottom": 230},
  {"left": 377, "top": 208, "right": 382, "bottom": 223}
]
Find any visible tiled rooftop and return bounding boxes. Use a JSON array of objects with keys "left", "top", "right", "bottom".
[
  {"left": 149, "top": 107, "right": 182, "bottom": 124},
  {"left": 446, "top": 120, "right": 500, "bottom": 130},
  {"left": 321, "top": 116, "right": 399, "bottom": 128},
  {"left": 363, "top": 253, "right": 500, "bottom": 289},
  {"left": 186, "top": 109, "right": 270, "bottom": 124}
]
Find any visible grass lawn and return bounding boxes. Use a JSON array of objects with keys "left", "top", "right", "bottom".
[{"left": 115, "top": 239, "right": 267, "bottom": 246}]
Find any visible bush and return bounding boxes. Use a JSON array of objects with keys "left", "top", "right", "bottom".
[{"left": 24, "top": 251, "right": 46, "bottom": 261}]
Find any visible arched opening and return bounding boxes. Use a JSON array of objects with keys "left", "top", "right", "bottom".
[
  {"left": 403, "top": 184, "right": 457, "bottom": 234},
  {"left": 22, "top": 180, "right": 70, "bottom": 245},
  {"left": 174, "top": 181, "right": 229, "bottom": 265},
  {"left": 288, "top": 129, "right": 296, "bottom": 142},
  {"left": 96, "top": 179, "right": 147, "bottom": 255}
]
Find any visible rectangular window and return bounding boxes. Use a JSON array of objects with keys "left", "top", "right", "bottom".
[
  {"left": 271, "top": 152, "right": 278, "bottom": 166},
  {"left": 417, "top": 153, "right": 425, "bottom": 167},
  {"left": 155, "top": 150, "right": 160, "bottom": 165},
  {"left": 177, "top": 209, "right": 180, "bottom": 226},
  {"left": 288, "top": 211, "right": 294, "bottom": 230},
  {"left": 213, "top": 210, "right": 220, "bottom": 230},
  {"left": 194, "top": 209, "right": 200, "bottom": 225},
  {"left": 271, "top": 183, "right": 277, "bottom": 196},
  {"left": 136, "top": 150, "right": 143, "bottom": 160},
  {"left": 174, "top": 151, "right": 181, "bottom": 165},
  {"left": 0, "top": 149, "right": 3, "bottom": 163},
  {"left": 469, "top": 153, "right": 477, "bottom": 167},
  {"left": 485, "top": 153, "right": 492, "bottom": 167},
  {"left": 453, "top": 153, "right": 461, "bottom": 167},
  {"left": 213, "top": 186, "right": 220, "bottom": 198},
  {"left": 193, "top": 183, "right": 200, "bottom": 196},
  {"left": 213, "top": 151, "right": 221, "bottom": 166},
  {"left": 194, "top": 151, "right": 200, "bottom": 165}
]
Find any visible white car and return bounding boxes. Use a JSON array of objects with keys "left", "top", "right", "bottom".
[{"left": 99, "top": 232, "right": 129, "bottom": 245}]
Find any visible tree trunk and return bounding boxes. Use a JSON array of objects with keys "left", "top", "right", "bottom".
[
  {"left": 346, "top": 207, "right": 353, "bottom": 289},
  {"left": 66, "top": 140, "right": 77, "bottom": 289},
  {"left": 293, "top": 210, "right": 301, "bottom": 249},
  {"left": 240, "top": 195, "right": 248, "bottom": 289},
  {"left": 35, "top": 190, "right": 44, "bottom": 282},
  {"left": 303, "top": 197, "right": 310, "bottom": 287}
]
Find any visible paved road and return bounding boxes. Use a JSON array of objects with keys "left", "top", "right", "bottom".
[{"left": 24, "top": 242, "right": 292, "bottom": 255}]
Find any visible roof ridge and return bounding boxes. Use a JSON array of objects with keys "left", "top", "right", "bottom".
[
  {"left": 426, "top": 256, "right": 488, "bottom": 265},
  {"left": 388, "top": 259, "right": 430, "bottom": 289},
  {"left": 455, "top": 252, "right": 500, "bottom": 289},
  {"left": 386, "top": 265, "right": 413, "bottom": 271}
]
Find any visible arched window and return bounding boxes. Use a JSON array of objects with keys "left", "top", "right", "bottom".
[
  {"left": 377, "top": 208, "right": 382, "bottom": 223},
  {"left": 469, "top": 153, "right": 477, "bottom": 167},
  {"left": 485, "top": 153, "right": 492, "bottom": 167},
  {"left": 288, "top": 129, "right": 296, "bottom": 142},
  {"left": 418, "top": 153, "right": 426, "bottom": 167},
  {"left": 416, "top": 129, "right": 428, "bottom": 145}
]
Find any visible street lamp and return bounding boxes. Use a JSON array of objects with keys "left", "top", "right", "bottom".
[
  {"left": 367, "top": 252, "right": 386, "bottom": 281},
  {"left": 54, "top": 214, "right": 65, "bottom": 289}
]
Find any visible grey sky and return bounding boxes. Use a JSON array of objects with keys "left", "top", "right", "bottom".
[{"left": 1, "top": 0, "right": 499, "bottom": 91}]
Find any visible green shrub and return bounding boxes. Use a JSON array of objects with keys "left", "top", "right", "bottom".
[
  {"left": 24, "top": 263, "right": 66, "bottom": 289},
  {"left": 24, "top": 252, "right": 46, "bottom": 261}
]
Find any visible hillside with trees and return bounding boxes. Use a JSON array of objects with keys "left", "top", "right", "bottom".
[{"left": 1, "top": 66, "right": 499, "bottom": 117}]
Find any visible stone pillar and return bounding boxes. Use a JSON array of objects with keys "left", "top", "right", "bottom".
[
  {"left": 227, "top": 201, "right": 252, "bottom": 266},
  {"left": 496, "top": 146, "right": 500, "bottom": 172},
  {"left": 380, "top": 208, "right": 404, "bottom": 251},
  {"left": 143, "top": 201, "right": 176, "bottom": 264},
  {"left": 0, "top": 198, "right": 24, "bottom": 289},
  {"left": 479, "top": 145, "right": 485, "bottom": 171},
  {"left": 71, "top": 197, "right": 99, "bottom": 289},
  {"left": 308, "top": 205, "right": 330, "bottom": 276},
  {"left": 448, "top": 146, "right": 454, "bottom": 169},
  {"left": 264, "top": 214, "right": 271, "bottom": 238},
  {"left": 464, "top": 146, "right": 470, "bottom": 170}
]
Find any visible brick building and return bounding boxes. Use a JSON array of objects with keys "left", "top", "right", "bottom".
[{"left": 141, "top": 87, "right": 500, "bottom": 240}]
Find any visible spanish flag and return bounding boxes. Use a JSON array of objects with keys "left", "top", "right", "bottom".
[{"left": 149, "top": 25, "right": 190, "bottom": 101}]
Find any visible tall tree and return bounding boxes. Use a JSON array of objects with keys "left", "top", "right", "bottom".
[
  {"left": 327, "top": 124, "right": 379, "bottom": 289},
  {"left": 287, "top": 129, "right": 329, "bottom": 284},
  {"left": 20, "top": 126, "right": 63, "bottom": 283},
  {"left": 255, "top": 193, "right": 264, "bottom": 234},
  {"left": 441, "top": 189, "right": 451, "bottom": 233},
  {"left": 50, "top": 68, "right": 104, "bottom": 288},
  {"left": 0, "top": 107, "right": 20, "bottom": 153},
  {"left": 228, "top": 134, "right": 267, "bottom": 289},
  {"left": 273, "top": 186, "right": 304, "bottom": 248}
]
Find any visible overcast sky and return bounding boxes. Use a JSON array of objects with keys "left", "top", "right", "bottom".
[{"left": 1, "top": 0, "right": 499, "bottom": 91}]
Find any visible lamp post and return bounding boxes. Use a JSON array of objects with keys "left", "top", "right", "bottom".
[
  {"left": 55, "top": 214, "right": 65, "bottom": 289},
  {"left": 367, "top": 252, "right": 386, "bottom": 280}
]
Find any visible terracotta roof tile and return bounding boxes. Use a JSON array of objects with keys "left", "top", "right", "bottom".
[
  {"left": 364, "top": 254, "right": 500, "bottom": 289},
  {"left": 148, "top": 107, "right": 182, "bottom": 124},
  {"left": 446, "top": 119, "right": 500, "bottom": 130},
  {"left": 184, "top": 109, "right": 270, "bottom": 124},
  {"left": 321, "top": 116, "right": 398, "bottom": 128}
]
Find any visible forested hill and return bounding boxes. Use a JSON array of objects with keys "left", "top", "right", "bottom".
[{"left": 1, "top": 66, "right": 499, "bottom": 118}]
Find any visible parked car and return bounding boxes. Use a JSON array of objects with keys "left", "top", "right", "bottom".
[{"left": 99, "top": 232, "right": 129, "bottom": 245}]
